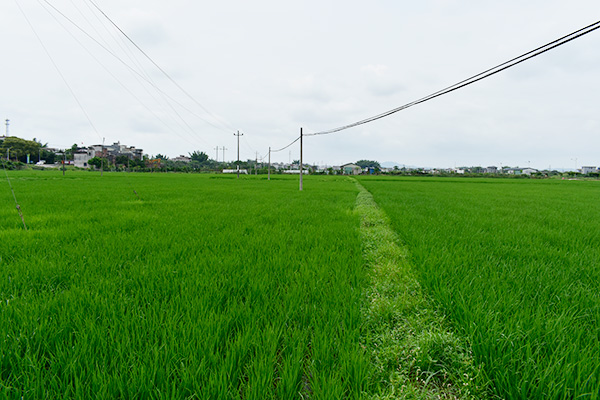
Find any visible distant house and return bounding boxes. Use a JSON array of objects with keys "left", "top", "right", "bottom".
[
  {"left": 522, "top": 168, "right": 538, "bottom": 176},
  {"left": 485, "top": 166, "right": 498, "bottom": 174},
  {"left": 90, "top": 141, "right": 143, "bottom": 162},
  {"left": 341, "top": 163, "right": 361, "bottom": 175},
  {"left": 172, "top": 155, "right": 191, "bottom": 162},
  {"left": 581, "top": 166, "right": 597, "bottom": 174},
  {"left": 74, "top": 148, "right": 94, "bottom": 168}
]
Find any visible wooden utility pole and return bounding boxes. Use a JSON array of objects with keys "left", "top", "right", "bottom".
[
  {"left": 234, "top": 131, "right": 243, "bottom": 178},
  {"left": 299, "top": 127, "right": 303, "bottom": 191}
]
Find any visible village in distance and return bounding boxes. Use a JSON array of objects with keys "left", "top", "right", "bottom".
[{"left": 1, "top": 134, "right": 598, "bottom": 178}]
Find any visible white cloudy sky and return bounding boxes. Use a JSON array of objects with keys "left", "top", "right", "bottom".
[{"left": 1, "top": 0, "right": 599, "bottom": 168}]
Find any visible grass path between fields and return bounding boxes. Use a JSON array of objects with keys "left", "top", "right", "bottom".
[{"left": 353, "top": 180, "right": 488, "bottom": 399}]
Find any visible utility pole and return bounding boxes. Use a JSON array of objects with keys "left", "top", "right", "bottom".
[
  {"left": 222, "top": 146, "right": 227, "bottom": 164},
  {"left": 268, "top": 147, "right": 271, "bottom": 181},
  {"left": 299, "top": 127, "right": 303, "bottom": 191},
  {"left": 101, "top": 137, "right": 105, "bottom": 177},
  {"left": 214, "top": 146, "right": 219, "bottom": 162},
  {"left": 5, "top": 119, "right": 9, "bottom": 136},
  {"left": 255, "top": 152, "right": 258, "bottom": 175},
  {"left": 57, "top": 152, "right": 66, "bottom": 176},
  {"left": 234, "top": 131, "right": 243, "bottom": 178}
]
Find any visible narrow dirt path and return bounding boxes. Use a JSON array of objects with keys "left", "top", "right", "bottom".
[{"left": 353, "top": 179, "right": 486, "bottom": 399}]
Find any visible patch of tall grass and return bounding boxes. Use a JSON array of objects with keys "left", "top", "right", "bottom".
[{"left": 359, "top": 176, "right": 600, "bottom": 399}]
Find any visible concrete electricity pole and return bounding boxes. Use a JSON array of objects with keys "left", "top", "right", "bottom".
[
  {"left": 299, "top": 127, "right": 303, "bottom": 191},
  {"left": 268, "top": 147, "right": 271, "bottom": 181},
  {"left": 5, "top": 119, "right": 9, "bottom": 136},
  {"left": 214, "top": 146, "right": 219, "bottom": 162},
  {"left": 234, "top": 131, "right": 243, "bottom": 178},
  {"left": 101, "top": 137, "right": 105, "bottom": 177}
]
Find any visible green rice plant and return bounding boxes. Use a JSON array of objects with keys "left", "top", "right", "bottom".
[
  {"left": 0, "top": 170, "right": 371, "bottom": 398},
  {"left": 359, "top": 176, "right": 600, "bottom": 399}
]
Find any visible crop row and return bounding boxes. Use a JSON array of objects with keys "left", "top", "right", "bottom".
[
  {"left": 359, "top": 176, "right": 600, "bottom": 399},
  {"left": 0, "top": 171, "right": 370, "bottom": 398}
]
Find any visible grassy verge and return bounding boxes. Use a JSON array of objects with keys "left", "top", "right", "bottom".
[{"left": 354, "top": 179, "right": 487, "bottom": 399}]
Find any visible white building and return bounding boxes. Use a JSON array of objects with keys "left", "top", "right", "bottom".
[
  {"left": 522, "top": 168, "right": 538, "bottom": 175},
  {"left": 581, "top": 166, "right": 597, "bottom": 174},
  {"left": 341, "top": 163, "right": 362, "bottom": 175},
  {"left": 74, "top": 148, "right": 94, "bottom": 168}
]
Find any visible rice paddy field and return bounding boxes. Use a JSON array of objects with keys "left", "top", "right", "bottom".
[
  {"left": 359, "top": 176, "right": 600, "bottom": 399},
  {"left": 0, "top": 171, "right": 370, "bottom": 398},
  {"left": 1, "top": 170, "right": 599, "bottom": 399}
]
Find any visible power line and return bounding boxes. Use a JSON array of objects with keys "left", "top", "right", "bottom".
[
  {"left": 271, "top": 136, "right": 301, "bottom": 153},
  {"left": 36, "top": 0, "right": 205, "bottom": 148},
  {"left": 306, "top": 20, "right": 600, "bottom": 137},
  {"left": 86, "top": 0, "right": 236, "bottom": 133},
  {"left": 2, "top": 162, "right": 27, "bottom": 230},
  {"left": 39, "top": 0, "right": 230, "bottom": 136},
  {"left": 16, "top": 0, "right": 103, "bottom": 143}
]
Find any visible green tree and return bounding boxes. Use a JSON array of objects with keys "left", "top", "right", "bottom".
[
  {"left": 356, "top": 159, "right": 381, "bottom": 169},
  {"left": 0, "top": 137, "right": 43, "bottom": 163},
  {"left": 115, "top": 155, "right": 130, "bottom": 165},
  {"left": 189, "top": 151, "right": 209, "bottom": 164},
  {"left": 88, "top": 157, "right": 108, "bottom": 170},
  {"left": 64, "top": 143, "right": 79, "bottom": 161}
]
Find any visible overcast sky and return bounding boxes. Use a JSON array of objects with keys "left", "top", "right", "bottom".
[{"left": 2, "top": 0, "right": 599, "bottom": 168}]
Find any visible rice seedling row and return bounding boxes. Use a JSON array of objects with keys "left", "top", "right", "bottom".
[
  {"left": 358, "top": 176, "right": 600, "bottom": 399},
  {"left": 1, "top": 171, "right": 371, "bottom": 398}
]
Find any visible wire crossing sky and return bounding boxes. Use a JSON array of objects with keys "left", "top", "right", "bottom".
[
  {"left": 2, "top": 1, "right": 599, "bottom": 168},
  {"left": 305, "top": 20, "right": 600, "bottom": 137}
]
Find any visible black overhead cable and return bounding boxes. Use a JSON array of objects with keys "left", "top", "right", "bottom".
[
  {"left": 16, "top": 0, "right": 103, "bottom": 142},
  {"left": 36, "top": 0, "right": 204, "bottom": 148},
  {"left": 40, "top": 0, "right": 232, "bottom": 135},
  {"left": 305, "top": 20, "right": 600, "bottom": 137},
  {"left": 271, "top": 136, "right": 301, "bottom": 153},
  {"left": 86, "top": 0, "right": 236, "bottom": 133}
]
